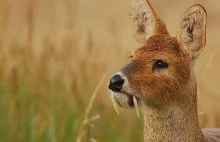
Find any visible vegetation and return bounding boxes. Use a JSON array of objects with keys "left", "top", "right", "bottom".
[{"left": 0, "top": 0, "right": 219, "bottom": 141}]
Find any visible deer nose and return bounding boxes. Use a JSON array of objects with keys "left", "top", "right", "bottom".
[{"left": 108, "top": 74, "right": 124, "bottom": 92}]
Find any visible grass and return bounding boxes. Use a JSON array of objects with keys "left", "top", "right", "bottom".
[
  {"left": 0, "top": 0, "right": 220, "bottom": 142},
  {"left": 0, "top": 66, "right": 142, "bottom": 142},
  {"left": 76, "top": 73, "right": 106, "bottom": 142}
]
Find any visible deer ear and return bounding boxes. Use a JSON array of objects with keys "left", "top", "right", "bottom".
[
  {"left": 178, "top": 5, "right": 207, "bottom": 60},
  {"left": 129, "top": 0, "right": 169, "bottom": 44}
]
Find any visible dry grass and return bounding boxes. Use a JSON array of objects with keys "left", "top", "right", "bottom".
[
  {"left": 0, "top": 0, "right": 219, "bottom": 141},
  {"left": 76, "top": 73, "right": 106, "bottom": 142}
]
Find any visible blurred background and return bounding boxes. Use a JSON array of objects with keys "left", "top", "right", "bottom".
[{"left": 0, "top": 0, "right": 219, "bottom": 141}]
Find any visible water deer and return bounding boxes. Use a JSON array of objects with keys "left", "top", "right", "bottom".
[{"left": 108, "top": 0, "right": 220, "bottom": 141}]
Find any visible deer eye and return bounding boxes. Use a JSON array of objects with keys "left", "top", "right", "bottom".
[{"left": 153, "top": 60, "right": 168, "bottom": 71}]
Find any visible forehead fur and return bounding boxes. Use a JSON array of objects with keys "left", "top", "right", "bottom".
[{"left": 137, "top": 35, "right": 182, "bottom": 54}]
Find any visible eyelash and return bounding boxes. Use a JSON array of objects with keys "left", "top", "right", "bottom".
[{"left": 127, "top": 55, "right": 133, "bottom": 59}]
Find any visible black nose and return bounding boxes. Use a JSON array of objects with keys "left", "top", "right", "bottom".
[{"left": 108, "top": 74, "right": 124, "bottom": 92}]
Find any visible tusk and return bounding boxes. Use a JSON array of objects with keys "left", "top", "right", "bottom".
[
  {"left": 112, "top": 100, "right": 120, "bottom": 115},
  {"left": 111, "top": 93, "right": 120, "bottom": 115},
  {"left": 133, "top": 96, "right": 139, "bottom": 118}
]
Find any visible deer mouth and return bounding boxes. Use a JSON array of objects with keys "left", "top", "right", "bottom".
[{"left": 110, "top": 91, "right": 140, "bottom": 117}]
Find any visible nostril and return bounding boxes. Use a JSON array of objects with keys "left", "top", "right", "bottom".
[
  {"left": 108, "top": 74, "right": 124, "bottom": 92},
  {"left": 113, "top": 79, "right": 124, "bottom": 87}
]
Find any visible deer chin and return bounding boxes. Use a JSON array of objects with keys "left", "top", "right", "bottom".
[{"left": 110, "top": 91, "right": 140, "bottom": 117}]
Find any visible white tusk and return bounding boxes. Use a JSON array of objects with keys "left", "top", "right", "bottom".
[
  {"left": 111, "top": 93, "right": 120, "bottom": 115},
  {"left": 112, "top": 100, "right": 120, "bottom": 115},
  {"left": 133, "top": 96, "right": 139, "bottom": 118}
]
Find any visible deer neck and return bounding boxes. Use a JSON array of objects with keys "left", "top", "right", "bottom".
[{"left": 142, "top": 100, "right": 206, "bottom": 142}]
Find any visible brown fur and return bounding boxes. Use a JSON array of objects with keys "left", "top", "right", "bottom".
[
  {"left": 109, "top": 0, "right": 220, "bottom": 142},
  {"left": 122, "top": 35, "right": 204, "bottom": 141},
  {"left": 125, "top": 35, "right": 192, "bottom": 107}
]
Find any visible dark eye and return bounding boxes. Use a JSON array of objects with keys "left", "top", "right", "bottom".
[{"left": 153, "top": 60, "right": 169, "bottom": 71}]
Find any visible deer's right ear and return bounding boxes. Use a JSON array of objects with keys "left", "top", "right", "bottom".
[
  {"left": 178, "top": 5, "right": 207, "bottom": 60},
  {"left": 129, "top": 0, "right": 169, "bottom": 44}
]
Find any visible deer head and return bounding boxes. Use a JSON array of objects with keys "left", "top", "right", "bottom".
[{"left": 108, "top": 0, "right": 207, "bottom": 115}]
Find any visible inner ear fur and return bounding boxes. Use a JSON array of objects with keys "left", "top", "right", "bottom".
[
  {"left": 129, "top": 0, "right": 169, "bottom": 44},
  {"left": 178, "top": 5, "right": 207, "bottom": 59}
]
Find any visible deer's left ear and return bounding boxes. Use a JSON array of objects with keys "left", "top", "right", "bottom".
[
  {"left": 129, "top": 0, "right": 169, "bottom": 45},
  {"left": 178, "top": 5, "right": 207, "bottom": 60}
]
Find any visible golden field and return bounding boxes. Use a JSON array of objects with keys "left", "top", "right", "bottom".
[{"left": 0, "top": 0, "right": 219, "bottom": 141}]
